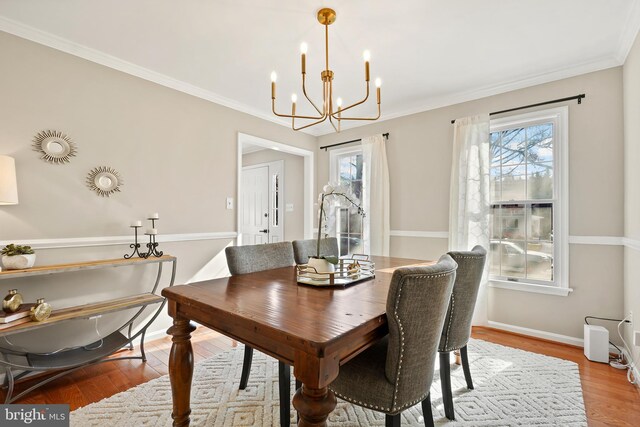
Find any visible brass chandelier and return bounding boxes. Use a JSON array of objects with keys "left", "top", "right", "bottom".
[{"left": 270, "top": 8, "right": 381, "bottom": 132}]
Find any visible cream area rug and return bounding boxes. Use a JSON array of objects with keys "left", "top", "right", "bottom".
[{"left": 71, "top": 338, "right": 587, "bottom": 426}]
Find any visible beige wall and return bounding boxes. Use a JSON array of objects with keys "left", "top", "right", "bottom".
[
  {"left": 623, "top": 31, "right": 640, "bottom": 368},
  {"left": 0, "top": 32, "right": 315, "bottom": 349},
  {"left": 318, "top": 67, "right": 625, "bottom": 340},
  {"left": 242, "top": 149, "right": 305, "bottom": 241},
  {"left": 0, "top": 28, "right": 633, "bottom": 353}
]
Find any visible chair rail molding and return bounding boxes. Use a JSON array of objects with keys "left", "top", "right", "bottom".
[
  {"left": 390, "top": 231, "right": 627, "bottom": 247},
  {"left": 622, "top": 237, "right": 640, "bottom": 252},
  {"left": 0, "top": 231, "right": 237, "bottom": 250},
  {"left": 389, "top": 230, "right": 449, "bottom": 239}
]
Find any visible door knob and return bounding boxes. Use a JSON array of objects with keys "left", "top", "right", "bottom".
[{"left": 259, "top": 229, "right": 269, "bottom": 233}]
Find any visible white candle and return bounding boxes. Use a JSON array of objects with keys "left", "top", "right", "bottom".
[
  {"left": 148, "top": 212, "right": 159, "bottom": 219},
  {"left": 131, "top": 220, "right": 142, "bottom": 227},
  {"left": 145, "top": 228, "right": 158, "bottom": 235}
]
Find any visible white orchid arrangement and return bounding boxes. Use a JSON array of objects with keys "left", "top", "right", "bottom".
[{"left": 316, "top": 183, "right": 365, "bottom": 263}]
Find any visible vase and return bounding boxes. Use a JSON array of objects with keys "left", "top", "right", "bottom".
[
  {"left": 1, "top": 254, "right": 36, "bottom": 271},
  {"left": 307, "top": 257, "right": 336, "bottom": 278}
]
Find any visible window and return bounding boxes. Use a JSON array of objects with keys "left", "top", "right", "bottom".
[
  {"left": 489, "top": 107, "right": 569, "bottom": 296},
  {"left": 329, "top": 147, "right": 366, "bottom": 256}
]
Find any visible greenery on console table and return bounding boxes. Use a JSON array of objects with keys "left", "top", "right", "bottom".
[{"left": 1, "top": 244, "right": 35, "bottom": 256}]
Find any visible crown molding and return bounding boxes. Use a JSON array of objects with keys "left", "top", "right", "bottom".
[
  {"left": 615, "top": 0, "right": 640, "bottom": 63},
  {"left": 316, "top": 55, "right": 621, "bottom": 136},
  {"left": 0, "top": 14, "right": 633, "bottom": 139},
  {"left": 0, "top": 16, "right": 311, "bottom": 134}
]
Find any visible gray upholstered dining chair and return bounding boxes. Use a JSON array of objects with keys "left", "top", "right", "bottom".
[
  {"left": 225, "top": 242, "right": 296, "bottom": 427},
  {"left": 292, "top": 237, "right": 339, "bottom": 264},
  {"left": 438, "top": 245, "right": 487, "bottom": 421},
  {"left": 329, "top": 254, "right": 458, "bottom": 427}
]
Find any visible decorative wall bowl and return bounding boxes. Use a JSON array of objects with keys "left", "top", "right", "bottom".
[{"left": 1, "top": 254, "right": 36, "bottom": 270}]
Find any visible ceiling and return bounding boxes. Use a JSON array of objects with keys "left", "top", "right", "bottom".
[{"left": 1, "top": 0, "right": 639, "bottom": 135}]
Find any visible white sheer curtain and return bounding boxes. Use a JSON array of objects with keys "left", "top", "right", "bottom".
[
  {"left": 449, "top": 114, "right": 490, "bottom": 326},
  {"left": 362, "top": 134, "right": 390, "bottom": 256}
]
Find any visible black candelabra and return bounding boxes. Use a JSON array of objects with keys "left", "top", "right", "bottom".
[
  {"left": 124, "top": 224, "right": 143, "bottom": 259},
  {"left": 143, "top": 218, "right": 163, "bottom": 258},
  {"left": 124, "top": 215, "right": 163, "bottom": 259}
]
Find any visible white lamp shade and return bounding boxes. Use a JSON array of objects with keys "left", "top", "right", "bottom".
[{"left": 0, "top": 155, "right": 19, "bottom": 205}]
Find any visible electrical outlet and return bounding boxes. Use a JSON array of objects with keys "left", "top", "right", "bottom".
[{"left": 634, "top": 330, "right": 640, "bottom": 347}]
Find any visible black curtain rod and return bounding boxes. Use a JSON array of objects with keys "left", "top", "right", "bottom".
[
  {"left": 320, "top": 133, "right": 389, "bottom": 151},
  {"left": 450, "top": 94, "right": 585, "bottom": 124}
]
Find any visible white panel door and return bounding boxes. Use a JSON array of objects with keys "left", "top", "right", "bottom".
[{"left": 241, "top": 166, "right": 269, "bottom": 244}]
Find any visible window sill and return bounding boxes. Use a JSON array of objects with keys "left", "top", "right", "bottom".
[{"left": 488, "top": 279, "right": 572, "bottom": 296}]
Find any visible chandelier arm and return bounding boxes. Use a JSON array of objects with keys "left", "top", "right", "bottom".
[
  {"left": 329, "top": 83, "right": 370, "bottom": 119},
  {"left": 328, "top": 114, "right": 339, "bottom": 133},
  {"left": 272, "top": 100, "right": 324, "bottom": 120},
  {"left": 333, "top": 104, "right": 381, "bottom": 121},
  {"left": 302, "top": 74, "right": 323, "bottom": 115},
  {"left": 293, "top": 114, "right": 329, "bottom": 131},
  {"left": 327, "top": 80, "right": 339, "bottom": 132}
]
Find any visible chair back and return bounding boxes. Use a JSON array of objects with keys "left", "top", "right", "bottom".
[
  {"left": 225, "top": 242, "right": 295, "bottom": 275},
  {"left": 385, "top": 254, "right": 457, "bottom": 408},
  {"left": 439, "top": 245, "right": 487, "bottom": 352},
  {"left": 292, "top": 238, "right": 339, "bottom": 264}
]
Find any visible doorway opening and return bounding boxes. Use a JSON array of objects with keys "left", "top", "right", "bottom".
[
  {"left": 241, "top": 160, "right": 284, "bottom": 244},
  {"left": 237, "top": 133, "right": 314, "bottom": 246}
]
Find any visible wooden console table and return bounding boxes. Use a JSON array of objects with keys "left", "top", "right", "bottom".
[{"left": 0, "top": 255, "right": 176, "bottom": 403}]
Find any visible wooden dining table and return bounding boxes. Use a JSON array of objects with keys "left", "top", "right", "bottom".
[{"left": 162, "top": 255, "right": 432, "bottom": 427}]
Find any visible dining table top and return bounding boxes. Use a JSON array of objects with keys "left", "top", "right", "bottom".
[{"left": 162, "top": 255, "right": 433, "bottom": 361}]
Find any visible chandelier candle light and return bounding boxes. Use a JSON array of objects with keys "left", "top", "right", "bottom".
[{"left": 271, "top": 8, "right": 382, "bottom": 132}]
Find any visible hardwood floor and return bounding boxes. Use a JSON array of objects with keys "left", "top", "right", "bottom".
[{"left": 2, "top": 326, "right": 639, "bottom": 426}]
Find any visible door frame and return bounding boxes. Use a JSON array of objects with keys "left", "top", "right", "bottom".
[{"left": 237, "top": 133, "right": 314, "bottom": 246}]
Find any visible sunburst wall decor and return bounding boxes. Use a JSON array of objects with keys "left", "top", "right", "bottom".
[
  {"left": 32, "top": 130, "right": 78, "bottom": 164},
  {"left": 86, "top": 166, "right": 123, "bottom": 197}
]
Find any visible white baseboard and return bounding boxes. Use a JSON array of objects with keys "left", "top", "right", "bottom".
[
  {"left": 486, "top": 320, "right": 627, "bottom": 357},
  {"left": 487, "top": 320, "right": 584, "bottom": 347},
  {"left": 131, "top": 328, "right": 168, "bottom": 346}
]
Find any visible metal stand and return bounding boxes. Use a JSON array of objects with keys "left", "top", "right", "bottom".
[
  {"left": 124, "top": 225, "right": 143, "bottom": 259},
  {"left": 0, "top": 257, "right": 176, "bottom": 403},
  {"left": 142, "top": 222, "right": 163, "bottom": 258}
]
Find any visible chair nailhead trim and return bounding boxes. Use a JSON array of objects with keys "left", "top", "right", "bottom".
[
  {"left": 330, "top": 390, "right": 428, "bottom": 415},
  {"left": 331, "top": 389, "right": 391, "bottom": 412},
  {"left": 390, "top": 270, "right": 454, "bottom": 411},
  {"left": 444, "top": 293, "right": 455, "bottom": 350},
  {"left": 336, "top": 268, "right": 454, "bottom": 414},
  {"left": 391, "top": 281, "right": 405, "bottom": 411}
]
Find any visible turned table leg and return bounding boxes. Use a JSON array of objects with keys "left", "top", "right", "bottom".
[
  {"left": 293, "top": 384, "right": 337, "bottom": 427},
  {"left": 167, "top": 317, "right": 197, "bottom": 427}
]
